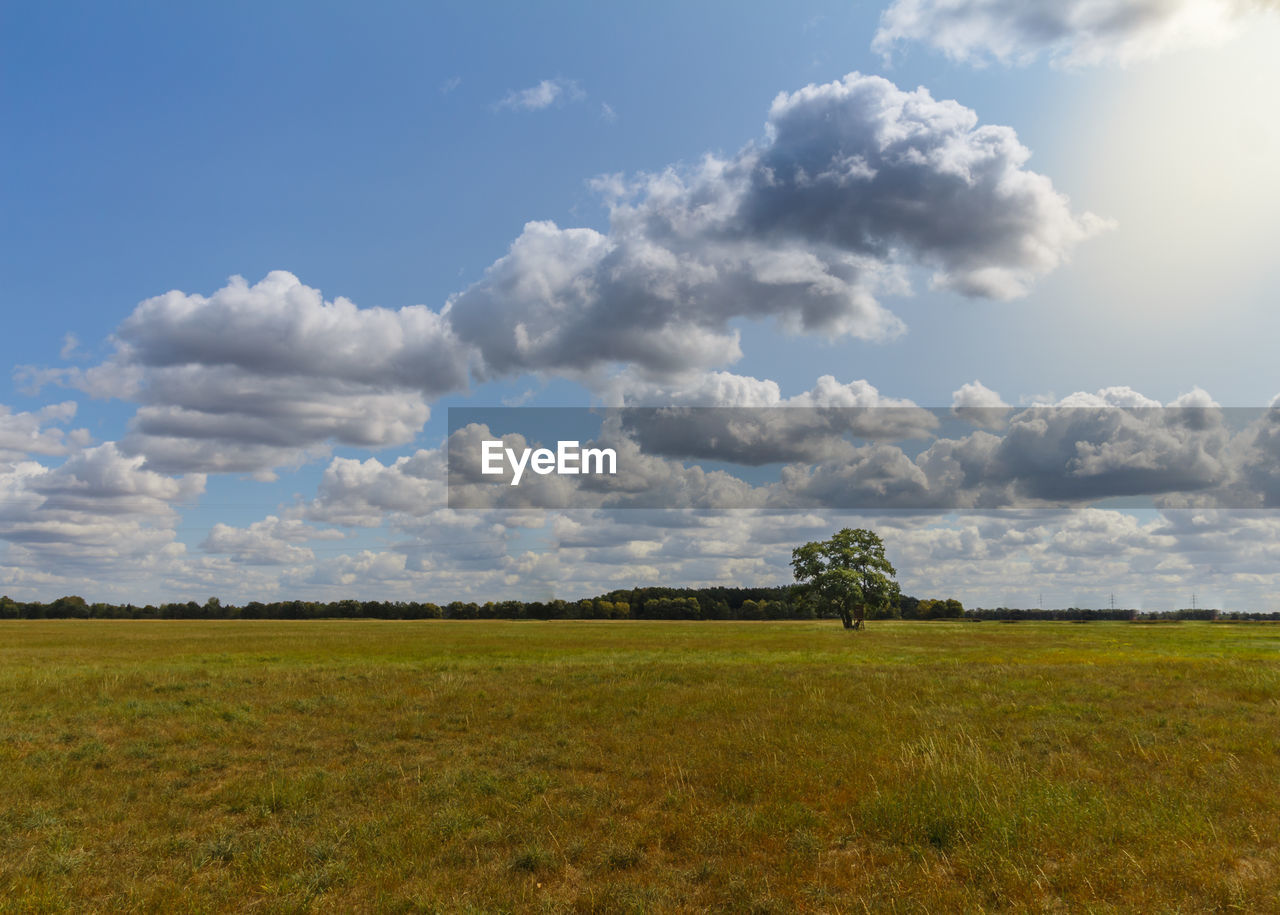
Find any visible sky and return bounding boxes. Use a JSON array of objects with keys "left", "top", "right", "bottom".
[{"left": 3, "top": 0, "right": 1279, "bottom": 609}]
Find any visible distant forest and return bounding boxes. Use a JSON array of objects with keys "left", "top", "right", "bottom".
[{"left": 1, "top": 590, "right": 1270, "bottom": 621}]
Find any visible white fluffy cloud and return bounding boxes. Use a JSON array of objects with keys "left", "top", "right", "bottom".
[
  {"left": 0, "top": 402, "right": 90, "bottom": 461},
  {"left": 607, "top": 374, "right": 937, "bottom": 465},
  {"left": 0, "top": 443, "right": 203, "bottom": 587},
  {"left": 449, "top": 72, "right": 1106, "bottom": 380},
  {"left": 201, "top": 515, "right": 343, "bottom": 565},
  {"left": 59, "top": 272, "right": 468, "bottom": 474},
  {"left": 116, "top": 272, "right": 466, "bottom": 392},
  {"left": 243, "top": 504, "right": 1279, "bottom": 608},
  {"left": 873, "top": 0, "right": 1271, "bottom": 67},
  {"left": 951, "top": 380, "right": 1010, "bottom": 429},
  {"left": 306, "top": 450, "right": 446, "bottom": 527}
]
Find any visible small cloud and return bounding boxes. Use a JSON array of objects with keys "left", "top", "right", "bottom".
[
  {"left": 60, "top": 333, "right": 81, "bottom": 360},
  {"left": 440, "top": 76, "right": 462, "bottom": 94},
  {"left": 502, "top": 388, "right": 538, "bottom": 407},
  {"left": 496, "top": 78, "right": 584, "bottom": 111},
  {"left": 952, "top": 380, "right": 1010, "bottom": 429},
  {"left": 601, "top": 102, "right": 617, "bottom": 122}
]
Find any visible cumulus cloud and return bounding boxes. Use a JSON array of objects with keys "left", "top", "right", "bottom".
[
  {"left": 0, "top": 401, "right": 90, "bottom": 461},
  {"left": 50, "top": 272, "right": 468, "bottom": 474},
  {"left": 116, "top": 272, "right": 466, "bottom": 391},
  {"left": 873, "top": 0, "right": 1271, "bottom": 68},
  {"left": 496, "top": 78, "right": 584, "bottom": 111},
  {"left": 306, "top": 450, "right": 446, "bottom": 527},
  {"left": 1219, "top": 397, "right": 1280, "bottom": 508},
  {"left": 123, "top": 372, "right": 431, "bottom": 476},
  {"left": 200, "top": 515, "right": 343, "bottom": 565},
  {"left": 1047, "top": 508, "right": 1176, "bottom": 557},
  {"left": 0, "top": 443, "right": 203, "bottom": 581},
  {"left": 913, "top": 388, "right": 1236, "bottom": 507},
  {"left": 603, "top": 370, "right": 924, "bottom": 411},
  {"left": 951, "top": 380, "right": 1010, "bottom": 429},
  {"left": 26, "top": 442, "right": 204, "bottom": 515},
  {"left": 449, "top": 72, "right": 1107, "bottom": 381},
  {"left": 769, "top": 444, "right": 935, "bottom": 508},
  {"left": 606, "top": 374, "right": 937, "bottom": 465}
]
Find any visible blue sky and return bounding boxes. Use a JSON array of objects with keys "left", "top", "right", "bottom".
[{"left": 3, "top": 0, "right": 1279, "bottom": 608}]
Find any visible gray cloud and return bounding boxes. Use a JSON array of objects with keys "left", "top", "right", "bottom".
[
  {"left": 899, "top": 389, "right": 1237, "bottom": 508},
  {"left": 873, "top": 0, "right": 1269, "bottom": 68},
  {"left": 601, "top": 373, "right": 936, "bottom": 465},
  {"left": 769, "top": 444, "right": 934, "bottom": 508},
  {"left": 959, "top": 389, "right": 1233, "bottom": 505},
  {"left": 1224, "top": 397, "right": 1280, "bottom": 508},
  {"left": 448, "top": 387, "right": 1259, "bottom": 511}
]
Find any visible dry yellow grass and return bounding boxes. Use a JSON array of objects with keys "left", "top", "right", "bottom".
[{"left": 2, "top": 619, "right": 1279, "bottom": 912}]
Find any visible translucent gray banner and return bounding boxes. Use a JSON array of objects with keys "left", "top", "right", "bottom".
[{"left": 447, "top": 406, "right": 1280, "bottom": 510}]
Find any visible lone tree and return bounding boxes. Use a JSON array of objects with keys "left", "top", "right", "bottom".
[{"left": 791, "top": 528, "right": 899, "bottom": 630}]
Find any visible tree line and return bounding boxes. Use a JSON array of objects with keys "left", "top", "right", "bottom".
[
  {"left": 0, "top": 587, "right": 966, "bottom": 621},
  {"left": 2, "top": 593, "right": 1267, "bottom": 622}
]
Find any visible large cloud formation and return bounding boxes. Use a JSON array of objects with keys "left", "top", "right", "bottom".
[
  {"left": 35, "top": 73, "right": 1102, "bottom": 476},
  {"left": 448, "top": 72, "right": 1106, "bottom": 379},
  {"left": 873, "top": 0, "right": 1271, "bottom": 67}
]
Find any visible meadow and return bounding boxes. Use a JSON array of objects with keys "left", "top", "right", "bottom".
[{"left": 1, "top": 619, "right": 1278, "bottom": 912}]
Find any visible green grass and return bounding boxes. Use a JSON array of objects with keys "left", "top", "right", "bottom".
[{"left": 2, "top": 619, "right": 1279, "bottom": 912}]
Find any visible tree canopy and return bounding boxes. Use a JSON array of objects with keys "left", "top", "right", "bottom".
[{"left": 791, "top": 528, "right": 899, "bottom": 630}]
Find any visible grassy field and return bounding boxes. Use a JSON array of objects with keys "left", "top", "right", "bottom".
[{"left": 2, "top": 620, "right": 1279, "bottom": 913}]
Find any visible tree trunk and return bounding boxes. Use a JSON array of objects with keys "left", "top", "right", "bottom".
[{"left": 840, "top": 610, "right": 853, "bottom": 629}]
